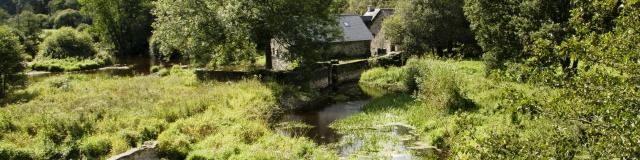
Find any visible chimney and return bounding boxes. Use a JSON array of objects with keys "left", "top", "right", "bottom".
[{"left": 367, "top": 5, "right": 375, "bottom": 12}]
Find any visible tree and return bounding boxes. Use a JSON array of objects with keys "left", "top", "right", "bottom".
[
  {"left": 79, "top": 0, "right": 153, "bottom": 57},
  {"left": 151, "top": 0, "right": 339, "bottom": 69},
  {"left": 51, "top": 9, "right": 84, "bottom": 28},
  {"left": 38, "top": 27, "right": 96, "bottom": 59},
  {"left": 48, "top": 0, "right": 80, "bottom": 12},
  {"left": 0, "top": 26, "right": 26, "bottom": 99},
  {"left": 464, "top": 0, "right": 572, "bottom": 72},
  {"left": 0, "top": 8, "right": 9, "bottom": 24},
  {"left": 7, "top": 11, "right": 49, "bottom": 56},
  {"left": 397, "top": 0, "right": 475, "bottom": 56}
]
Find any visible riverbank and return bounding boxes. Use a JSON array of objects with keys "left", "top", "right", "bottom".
[
  {"left": 333, "top": 58, "right": 587, "bottom": 159},
  {"left": 0, "top": 68, "right": 336, "bottom": 159}
]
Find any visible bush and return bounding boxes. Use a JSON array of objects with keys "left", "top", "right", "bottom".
[
  {"left": 38, "top": 27, "right": 96, "bottom": 59},
  {"left": 79, "top": 135, "right": 112, "bottom": 158},
  {"left": 359, "top": 67, "right": 415, "bottom": 91},
  {"left": 52, "top": 9, "right": 85, "bottom": 28},
  {"left": 30, "top": 58, "right": 109, "bottom": 72},
  {"left": 0, "top": 143, "right": 33, "bottom": 159},
  {"left": 0, "top": 26, "right": 26, "bottom": 99}
]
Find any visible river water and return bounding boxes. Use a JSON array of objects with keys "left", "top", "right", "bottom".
[{"left": 275, "top": 85, "right": 426, "bottom": 159}]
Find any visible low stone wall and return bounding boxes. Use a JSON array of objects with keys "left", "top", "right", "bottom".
[
  {"left": 108, "top": 141, "right": 158, "bottom": 160},
  {"left": 195, "top": 53, "right": 404, "bottom": 89}
]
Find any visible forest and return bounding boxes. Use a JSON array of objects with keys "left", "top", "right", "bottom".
[{"left": 0, "top": 0, "right": 638, "bottom": 159}]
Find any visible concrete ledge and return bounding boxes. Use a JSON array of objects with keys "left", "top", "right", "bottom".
[{"left": 108, "top": 141, "right": 159, "bottom": 160}]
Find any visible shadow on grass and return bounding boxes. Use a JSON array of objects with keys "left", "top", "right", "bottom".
[
  {"left": 0, "top": 90, "right": 39, "bottom": 107},
  {"left": 362, "top": 93, "right": 415, "bottom": 113},
  {"left": 446, "top": 89, "right": 479, "bottom": 114}
]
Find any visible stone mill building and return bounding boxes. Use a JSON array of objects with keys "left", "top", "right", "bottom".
[{"left": 271, "top": 5, "right": 399, "bottom": 71}]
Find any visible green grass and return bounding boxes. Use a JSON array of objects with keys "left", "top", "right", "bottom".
[
  {"left": 0, "top": 69, "right": 336, "bottom": 159},
  {"left": 336, "top": 58, "right": 584, "bottom": 159},
  {"left": 30, "top": 58, "right": 111, "bottom": 72}
]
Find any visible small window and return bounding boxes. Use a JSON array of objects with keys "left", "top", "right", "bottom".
[{"left": 344, "top": 22, "right": 350, "bottom": 27}]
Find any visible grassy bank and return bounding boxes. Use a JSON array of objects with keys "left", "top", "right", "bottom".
[
  {"left": 336, "top": 58, "right": 589, "bottom": 159},
  {"left": 0, "top": 68, "right": 335, "bottom": 159},
  {"left": 30, "top": 57, "right": 112, "bottom": 72}
]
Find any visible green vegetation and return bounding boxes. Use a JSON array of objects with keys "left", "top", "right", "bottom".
[
  {"left": 0, "top": 26, "right": 26, "bottom": 99},
  {"left": 151, "top": 0, "right": 340, "bottom": 68},
  {"left": 79, "top": 0, "right": 153, "bottom": 57},
  {"left": 30, "top": 27, "right": 109, "bottom": 72},
  {"left": 37, "top": 27, "right": 95, "bottom": 59},
  {"left": 30, "top": 58, "right": 109, "bottom": 72},
  {"left": 0, "top": 69, "right": 336, "bottom": 159},
  {"left": 51, "top": 9, "right": 85, "bottom": 28},
  {"left": 340, "top": 58, "right": 636, "bottom": 158}
]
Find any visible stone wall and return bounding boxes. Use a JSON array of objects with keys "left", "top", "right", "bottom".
[
  {"left": 328, "top": 41, "right": 371, "bottom": 58},
  {"left": 108, "top": 141, "right": 158, "bottom": 160},
  {"left": 195, "top": 53, "right": 405, "bottom": 89}
]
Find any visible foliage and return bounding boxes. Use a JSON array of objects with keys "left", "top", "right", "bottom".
[
  {"left": 397, "top": 0, "right": 475, "bottom": 56},
  {"left": 359, "top": 66, "right": 414, "bottom": 91},
  {"left": 0, "top": 8, "right": 9, "bottom": 24},
  {"left": 30, "top": 58, "right": 109, "bottom": 72},
  {"left": 7, "top": 11, "right": 50, "bottom": 55},
  {"left": 335, "top": 0, "right": 398, "bottom": 15},
  {"left": 463, "top": 0, "right": 572, "bottom": 72},
  {"left": 80, "top": 0, "right": 153, "bottom": 57},
  {"left": 48, "top": 0, "right": 80, "bottom": 13},
  {"left": 37, "top": 27, "right": 95, "bottom": 59},
  {"left": 347, "top": 58, "right": 585, "bottom": 158},
  {"left": 151, "top": 0, "right": 340, "bottom": 69},
  {"left": 0, "top": 26, "right": 26, "bottom": 99},
  {"left": 51, "top": 9, "right": 85, "bottom": 28},
  {"left": 79, "top": 135, "right": 112, "bottom": 159}
]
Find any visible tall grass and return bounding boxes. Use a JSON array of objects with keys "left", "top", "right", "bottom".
[
  {"left": 0, "top": 69, "right": 336, "bottom": 159},
  {"left": 341, "top": 58, "right": 583, "bottom": 159}
]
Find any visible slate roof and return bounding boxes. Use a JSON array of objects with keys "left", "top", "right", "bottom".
[{"left": 335, "top": 15, "right": 374, "bottom": 42}]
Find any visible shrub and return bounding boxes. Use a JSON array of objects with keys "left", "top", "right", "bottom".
[
  {"left": 0, "top": 26, "right": 26, "bottom": 99},
  {"left": 52, "top": 9, "right": 85, "bottom": 28},
  {"left": 38, "top": 27, "right": 96, "bottom": 59},
  {"left": 79, "top": 135, "right": 112, "bottom": 158},
  {"left": 408, "top": 60, "right": 474, "bottom": 112},
  {"left": 0, "top": 143, "right": 33, "bottom": 159},
  {"left": 30, "top": 58, "right": 108, "bottom": 72},
  {"left": 359, "top": 67, "right": 413, "bottom": 91}
]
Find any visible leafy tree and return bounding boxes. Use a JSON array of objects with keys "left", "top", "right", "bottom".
[
  {"left": 398, "top": 0, "right": 475, "bottom": 56},
  {"left": 7, "top": 11, "right": 49, "bottom": 56},
  {"left": 0, "top": 8, "right": 8, "bottom": 23},
  {"left": 48, "top": 0, "right": 80, "bottom": 12},
  {"left": 38, "top": 27, "right": 96, "bottom": 59},
  {"left": 79, "top": 0, "right": 153, "bottom": 57},
  {"left": 51, "top": 9, "right": 84, "bottom": 28},
  {"left": 152, "top": 0, "right": 339, "bottom": 69},
  {"left": 0, "top": 26, "right": 26, "bottom": 99},
  {"left": 464, "top": 0, "right": 572, "bottom": 72}
]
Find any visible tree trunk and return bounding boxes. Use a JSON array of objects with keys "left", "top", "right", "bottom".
[
  {"left": 265, "top": 42, "right": 273, "bottom": 70},
  {"left": 437, "top": 47, "right": 444, "bottom": 57}
]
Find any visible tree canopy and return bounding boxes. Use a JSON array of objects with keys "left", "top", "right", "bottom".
[
  {"left": 79, "top": 0, "right": 153, "bottom": 57},
  {"left": 151, "top": 0, "right": 340, "bottom": 68},
  {"left": 0, "top": 26, "right": 25, "bottom": 98}
]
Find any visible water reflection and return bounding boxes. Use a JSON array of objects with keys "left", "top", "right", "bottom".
[{"left": 278, "top": 100, "right": 370, "bottom": 144}]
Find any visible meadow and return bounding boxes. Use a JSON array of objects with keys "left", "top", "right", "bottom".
[{"left": 0, "top": 68, "right": 335, "bottom": 159}]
